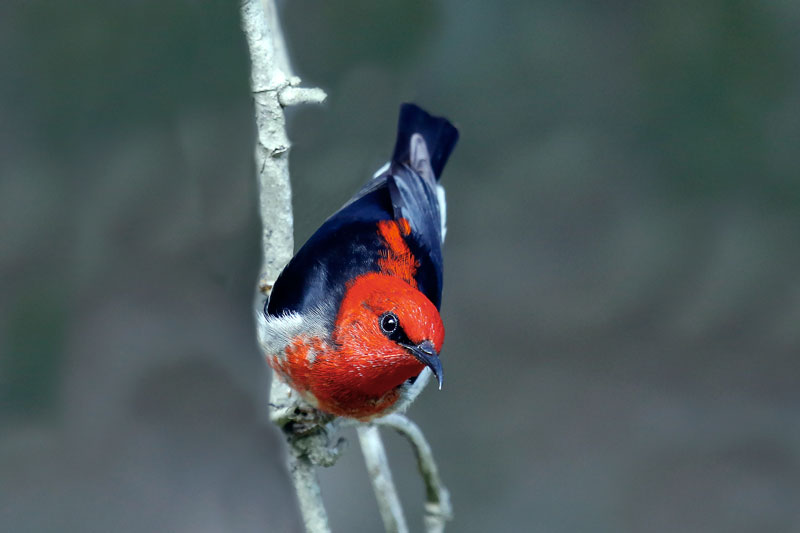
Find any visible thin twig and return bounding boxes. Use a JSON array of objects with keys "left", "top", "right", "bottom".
[
  {"left": 287, "top": 450, "right": 332, "bottom": 533},
  {"left": 357, "top": 425, "right": 410, "bottom": 533},
  {"left": 376, "top": 414, "right": 453, "bottom": 533}
]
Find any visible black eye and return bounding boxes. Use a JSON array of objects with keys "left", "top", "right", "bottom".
[{"left": 380, "top": 312, "right": 399, "bottom": 335}]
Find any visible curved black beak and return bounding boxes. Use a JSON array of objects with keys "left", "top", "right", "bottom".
[{"left": 403, "top": 339, "right": 443, "bottom": 390}]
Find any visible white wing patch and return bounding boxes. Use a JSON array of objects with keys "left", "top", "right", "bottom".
[
  {"left": 436, "top": 184, "right": 447, "bottom": 242},
  {"left": 372, "top": 161, "right": 391, "bottom": 179},
  {"left": 256, "top": 304, "right": 332, "bottom": 364}
]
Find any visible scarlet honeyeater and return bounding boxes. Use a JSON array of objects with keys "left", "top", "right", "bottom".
[{"left": 258, "top": 104, "right": 458, "bottom": 420}]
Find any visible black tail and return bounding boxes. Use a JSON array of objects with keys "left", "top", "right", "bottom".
[{"left": 391, "top": 103, "right": 459, "bottom": 181}]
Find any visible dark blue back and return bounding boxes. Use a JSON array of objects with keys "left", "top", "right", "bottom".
[{"left": 267, "top": 104, "right": 458, "bottom": 317}]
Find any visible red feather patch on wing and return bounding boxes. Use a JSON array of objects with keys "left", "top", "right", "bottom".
[{"left": 376, "top": 218, "right": 418, "bottom": 287}]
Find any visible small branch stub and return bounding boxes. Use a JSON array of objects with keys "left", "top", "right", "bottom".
[{"left": 280, "top": 85, "right": 328, "bottom": 107}]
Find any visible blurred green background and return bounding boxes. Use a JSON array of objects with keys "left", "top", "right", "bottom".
[{"left": 2, "top": 0, "right": 800, "bottom": 531}]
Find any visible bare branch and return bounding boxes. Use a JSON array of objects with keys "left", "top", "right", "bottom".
[
  {"left": 287, "top": 449, "right": 332, "bottom": 533},
  {"left": 376, "top": 414, "right": 453, "bottom": 533},
  {"left": 357, "top": 425, "right": 410, "bottom": 533},
  {"left": 241, "top": 0, "right": 327, "bottom": 293},
  {"left": 240, "top": 0, "right": 330, "bottom": 531}
]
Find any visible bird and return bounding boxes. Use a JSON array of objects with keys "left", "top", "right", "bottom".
[{"left": 258, "top": 103, "right": 458, "bottom": 421}]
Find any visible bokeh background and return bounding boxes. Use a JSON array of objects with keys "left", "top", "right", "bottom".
[{"left": 3, "top": 0, "right": 800, "bottom": 531}]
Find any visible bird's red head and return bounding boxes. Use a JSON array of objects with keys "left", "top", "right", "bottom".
[{"left": 308, "top": 272, "right": 444, "bottom": 417}]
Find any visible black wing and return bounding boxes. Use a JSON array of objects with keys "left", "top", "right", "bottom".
[{"left": 267, "top": 104, "right": 458, "bottom": 316}]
